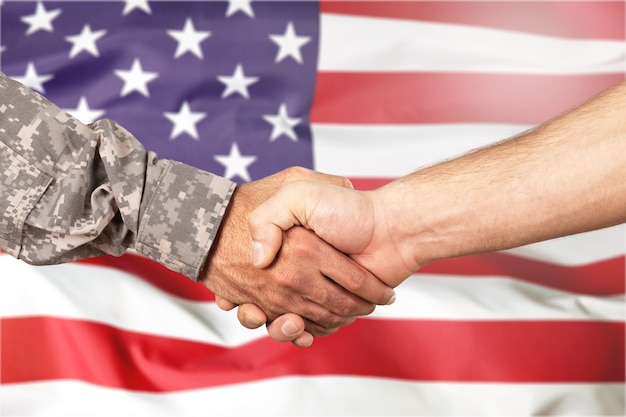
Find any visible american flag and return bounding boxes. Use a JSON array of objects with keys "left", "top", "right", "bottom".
[{"left": 1, "top": 1, "right": 624, "bottom": 415}]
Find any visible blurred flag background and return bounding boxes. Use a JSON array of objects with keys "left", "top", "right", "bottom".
[{"left": 1, "top": 1, "right": 624, "bottom": 415}]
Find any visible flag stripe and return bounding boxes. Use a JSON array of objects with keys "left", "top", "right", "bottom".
[
  {"left": 419, "top": 253, "right": 625, "bottom": 296},
  {"left": 311, "top": 73, "right": 623, "bottom": 125},
  {"left": 375, "top": 275, "right": 624, "bottom": 322},
  {"left": 3, "top": 379, "right": 624, "bottom": 417},
  {"left": 502, "top": 225, "right": 626, "bottom": 267},
  {"left": 2, "top": 257, "right": 622, "bottom": 345},
  {"left": 1, "top": 2, "right": 624, "bottom": 415},
  {"left": 320, "top": 1, "right": 626, "bottom": 40},
  {"left": 312, "top": 123, "right": 534, "bottom": 177},
  {"left": 78, "top": 253, "right": 216, "bottom": 302},
  {"left": 74, "top": 249, "right": 626, "bottom": 298},
  {"left": 318, "top": 13, "right": 625, "bottom": 74},
  {"left": 2, "top": 316, "right": 623, "bottom": 391}
]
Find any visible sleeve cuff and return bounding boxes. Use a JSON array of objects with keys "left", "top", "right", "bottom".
[{"left": 135, "top": 160, "right": 235, "bottom": 280}]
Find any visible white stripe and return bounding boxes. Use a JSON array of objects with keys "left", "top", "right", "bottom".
[
  {"left": 3, "top": 378, "right": 623, "bottom": 416},
  {"left": 319, "top": 13, "right": 626, "bottom": 74},
  {"left": 372, "top": 273, "right": 624, "bottom": 322},
  {"left": 505, "top": 224, "right": 625, "bottom": 266},
  {"left": 1, "top": 256, "right": 622, "bottom": 346},
  {"left": 312, "top": 123, "right": 533, "bottom": 177},
  {"left": 0, "top": 255, "right": 266, "bottom": 347}
]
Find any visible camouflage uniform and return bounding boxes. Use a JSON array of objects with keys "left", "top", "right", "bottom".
[{"left": 0, "top": 72, "right": 236, "bottom": 281}]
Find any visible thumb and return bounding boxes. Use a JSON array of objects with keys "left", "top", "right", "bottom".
[
  {"left": 249, "top": 181, "right": 316, "bottom": 268},
  {"left": 215, "top": 295, "right": 237, "bottom": 311}
]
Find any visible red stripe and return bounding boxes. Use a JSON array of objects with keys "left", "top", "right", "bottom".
[
  {"left": 75, "top": 249, "right": 625, "bottom": 299},
  {"left": 3, "top": 239, "right": 623, "bottom": 302},
  {"left": 2, "top": 317, "right": 623, "bottom": 391},
  {"left": 311, "top": 73, "right": 624, "bottom": 125},
  {"left": 420, "top": 253, "right": 625, "bottom": 296},
  {"left": 350, "top": 177, "right": 394, "bottom": 191},
  {"left": 320, "top": 1, "right": 625, "bottom": 40}
]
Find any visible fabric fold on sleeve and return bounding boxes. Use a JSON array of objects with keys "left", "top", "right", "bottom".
[{"left": 0, "top": 71, "right": 235, "bottom": 281}]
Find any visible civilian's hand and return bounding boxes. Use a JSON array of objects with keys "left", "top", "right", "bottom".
[{"left": 248, "top": 180, "right": 417, "bottom": 286}]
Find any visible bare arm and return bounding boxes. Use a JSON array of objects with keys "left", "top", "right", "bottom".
[
  {"left": 249, "top": 80, "right": 626, "bottom": 288},
  {"left": 384, "top": 79, "right": 626, "bottom": 281}
]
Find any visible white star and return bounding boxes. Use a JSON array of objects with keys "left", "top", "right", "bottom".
[
  {"left": 269, "top": 22, "right": 311, "bottom": 64},
  {"left": 122, "top": 0, "right": 151, "bottom": 15},
  {"left": 168, "top": 18, "right": 211, "bottom": 59},
  {"left": 64, "top": 97, "right": 105, "bottom": 125},
  {"left": 11, "top": 62, "right": 53, "bottom": 94},
  {"left": 21, "top": 2, "right": 62, "bottom": 36},
  {"left": 263, "top": 103, "right": 301, "bottom": 141},
  {"left": 114, "top": 59, "right": 158, "bottom": 97},
  {"left": 214, "top": 143, "right": 256, "bottom": 182},
  {"left": 226, "top": 0, "right": 254, "bottom": 18},
  {"left": 217, "top": 64, "right": 259, "bottom": 99},
  {"left": 164, "top": 101, "right": 207, "bottom": 140},
  {"left": 65, "top": 24, "right": 107, "bottom": 58}
]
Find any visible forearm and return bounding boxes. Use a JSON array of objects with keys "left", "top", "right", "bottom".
[{"left": 380, "top": 81, "right": 626, "bottom": 269}]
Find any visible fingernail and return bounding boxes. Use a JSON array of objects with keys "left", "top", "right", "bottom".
[
  {"left": 387, "top": 293, "right": 396, "bottom": 305},
  {"left": 281, "top": 319, "right": 299, "bottom": 337},
  {"left": 252, "top": 241, "right": 264, "bottom": 267}
]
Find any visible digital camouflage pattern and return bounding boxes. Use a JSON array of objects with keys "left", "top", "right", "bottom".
[{"left": 0, "top": 72, "right": 235, "bottom": 280}]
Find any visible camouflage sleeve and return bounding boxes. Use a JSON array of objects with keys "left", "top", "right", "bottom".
[{"left": 0, "top": 72, "right": 236, "bottom": 281}]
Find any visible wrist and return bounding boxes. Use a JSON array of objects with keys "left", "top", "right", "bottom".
[
  {"left": 369, "top": 182, "right": 439, "bottom": 271},
  {"left": 374, "top": 174, "right": 477, "bottom": 269}
]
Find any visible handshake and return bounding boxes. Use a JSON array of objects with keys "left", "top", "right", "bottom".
[
  {"left": 199, "top": 77, "right": 626, "bottom": 347},
  {"left": 200, "top": 167, "right": 405, "bottom": 348},
  {"left": 3, "top": 70, "right": 623, "bottom": 349}
]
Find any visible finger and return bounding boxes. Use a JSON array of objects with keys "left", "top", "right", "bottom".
[
  {"left": 265, "top": 313, "right": 307, "bottom": 342},
  {"left": 215, "top": 296, "right": 237, "bottom": 311},
  {"left": 266, "top": 227, "right": 381, "bottom": 327},
  {"left": 250, "top": 181, "right": 358, "bottom": 269},
  {"left": 249, "top": 183, "right": 312, "bottom": 268},
  {"left": 277, "top": 166, "right": 354, "bottom": 189},
  {"left": 301, "top": 316, "right": 352, "bottom": 339},
  {"left": 292, "top": 332, "right": 314, "bottom": 348},
  {"left": 294, "top": 225, "right": 395, "bottom": 308},
  {"left": 300, "top": 168, "right": 354, "bottom": 189},
  {"left": 320, "top": 252, "right": 396, "bottom": 307},
  {"left": 236, "top": 303, "right": 268, "bottom": 329}
]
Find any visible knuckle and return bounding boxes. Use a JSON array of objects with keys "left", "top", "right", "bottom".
[
  {"left": 315, "top": 310, "right": 353, "bottom": 330},
  {"left": 336, "top": 297, "right": 375, "bottom": 317},
  {"left": 284, "top": 166, "right": 310, "bottom": 182},
  {"left": 334, "top": 299, "right": 358, "bottom": 317},
  {"left": 274, "top": 271, "right": 302, "bottom": 289},
  {"left": 313, "top": 312, "right": 337, "bottom": 329},
  {"left": 344, "top": 269, "right": 367, "bottom": 293},
  {"left": 247, "top": 210, "right": 261, "bottom": 226},
  {"left": 306, "top": 324, "right": 333, "bottom": 338}
]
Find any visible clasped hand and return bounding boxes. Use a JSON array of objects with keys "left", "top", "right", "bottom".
[{"left": 200, "top": 167, "right": 396, "bottom": 347}]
